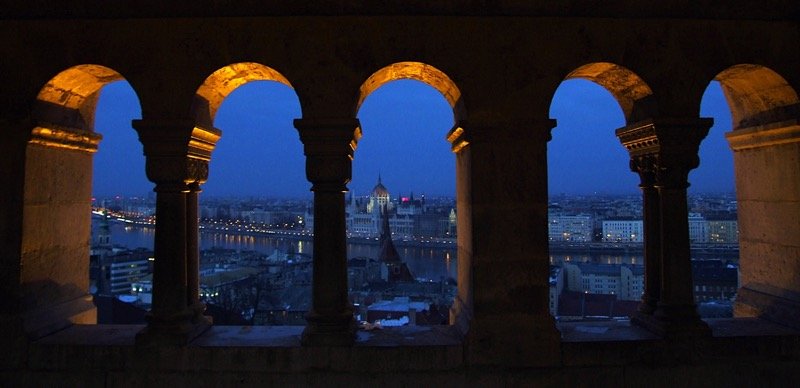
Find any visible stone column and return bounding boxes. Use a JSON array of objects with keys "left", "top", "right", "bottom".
[
  {"left": 186, "top": 182, "right": 210, "bottom": 324},
  {"left": 133, "top": 120, "right": 219, "bottom": 346},
  {"left": 446, "top": 125, "right": 472, "bottom": 334},
  {"left": 459, "top": 118, "right": 561, "bottom": 366},
  {"left": 295, "top": 118, "right": 360, "bottom": 346},
  {"left": 617, "top": 118, "right": 712, "bottom": 338},
  {"left": 727, "top": 124, "right": 800, "bottom": 329},
  {"left": 17, "top": 122, "right": 100, "bottom": 339},
  {"left": 629, "top": 155, "right": 661, "bottom": 316}
]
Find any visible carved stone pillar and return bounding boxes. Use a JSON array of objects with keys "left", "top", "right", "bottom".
[
  {"left": 446, "top": 125, "right": 472, "bottom": 335},
  {"left": 295, "top": 118, "right": 360, "bottom": 346},
  {"left": 617, "top": 118, "right": 712, "bottom": 338},
  {"left": 133, "top": 120, "right": 219, "bottom": 346},
  {"left": 629, "top": 155, "right": 661, "bottom": 316},
  {"left": 186, "top": 182, "right": 209, "bottom": 323},
  {"left": 458, "top": 118, "right": 561, "bottom": 366}
]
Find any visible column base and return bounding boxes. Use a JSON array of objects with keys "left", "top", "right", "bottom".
[
  {"left": 449, "top": 295, "right": 472, "bottom": 336},
  {"left": 135, "top": 309, "right": 211, "bottom": 347},
  {"left": 637, "top": 297, "right": 658, "bottom": 315},
  {"left": 466, "top": 313, "right": 561, "bottom": 367},
  {"left": 188, "top": 301, "right": 213, "bottom": 325},
  {"left": 734, "top": 284, "right": 800, "bottom": 330},
  {"left": 631, "top": 306, "right": 710, "bottom": 339},
  {"left": 301, "top": 310, "right": 356, "bottom": 346},
  {"left": 22, "top": 293, "right": 96, "bottom": 339}
]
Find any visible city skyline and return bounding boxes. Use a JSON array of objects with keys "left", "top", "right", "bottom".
[{"left": 92, "top": 78, "right": 735, "bottom": 198}]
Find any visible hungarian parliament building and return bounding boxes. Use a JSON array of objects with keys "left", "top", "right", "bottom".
[{"left": 306, "top": 176, "right": 457, "bottom": 240}]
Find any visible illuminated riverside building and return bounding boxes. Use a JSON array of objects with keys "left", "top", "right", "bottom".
[
  {"left": 89, "top": 212, "right": 152, "bottom": 296},
  {"left": 601, "top": 215, "right": 732, "bottom": 244},
  {"left": 602, "top": 220, "right": 644, "bottom": 242},
  {"left": 309, "top": 176, "right": 456, "bottom": 239},
  {"left": 708, "top": 220, "right": 740, "bottom": 243},
  {"left": 548, "top": 212, "right": 593, "bottom": 242}
]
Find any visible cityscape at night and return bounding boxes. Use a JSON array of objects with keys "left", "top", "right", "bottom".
[
  {"left": 7, "top": 5, "right": 800, "bottom": 386},
  {"left": 88, "top": 78, "right": 741, "bottom": 326},
  {"left": 90, "top": 189, "right": 739, "bottom": 325}
]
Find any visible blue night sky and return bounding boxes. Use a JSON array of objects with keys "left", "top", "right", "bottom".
[{"left": 92, "top": 79, "right": 734, "bottom": 198}]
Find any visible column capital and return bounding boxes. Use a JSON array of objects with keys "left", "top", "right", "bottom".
[
  {"left": 133, "top": 119, "right": 220, "bottom": 185},
  {"left": 616, "top": 117, "right": 713, "bottom": 189},
  {"left": 458, "top": 118, "right": 557, "bottom": 146},
  {"left": 629, "top": 154, "right": 657, "bottom": 188},
  {"left": 133, "top": 119, "right": 221, "bottom": 161},
  {"left": 616, "top": 117, "right": 713, "bottom": 158},
  {"left": 295, "top": 118, "right": 361, "bottom": 191}
]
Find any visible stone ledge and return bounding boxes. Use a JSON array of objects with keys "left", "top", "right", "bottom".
[
  {"left": 16, "top": 319, "right": 800, "bottom": 386},
  {"left": 27, "top": 319, "right": 800, "bottom": 372},
  {"left": 559, "top": 318, "right": 800, "bottom": 367},
  {"left": 31, "top": 324, "right": 464, "bottom": 373}
]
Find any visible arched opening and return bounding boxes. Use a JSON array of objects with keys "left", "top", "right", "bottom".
[
  {"left": 89, "top": 81, "right": 150, "bottom": 323},
  {"left": 356, "top": 61, "right": 466, "bottom": 123},
  {"left": 192, "top": 63, "right": 306, "bottom": 326},
  {"left": 688, "top": 81, "right": 739, "bottom": 318},
  {"left": 353, "top": 62, "right": 464, "bottom": 328},
  {"left": 714, "top": 64, "right": 799, "bottom": 131},
  {"left": 705, "top": 65, "right": 800, "bottom": 327},
  {"left": 192, "top": 62, "right": 293, "bottom": 129},
  {"left": 547, "top": 68, "right": 641, "bottom": 321},
  {"left": 24, "top": 65, "right": 143, "bottom": 336},
  {"left": 564, "top": 62, "right": 657, "bottom": 124}
]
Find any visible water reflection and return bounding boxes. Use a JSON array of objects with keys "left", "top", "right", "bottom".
[
  {"left": 550, "top": 253, "right": 643, "bottom": 266},
  {"left": 109, "top": 223, "right": 458, "bottom": 281}
]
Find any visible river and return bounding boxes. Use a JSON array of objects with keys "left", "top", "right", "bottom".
[
  {"left": 108, "top": 222, "right": 457, "bottom": 281},
  {"left": 108, "top": 223, "right": 734, "bottom": 283}
]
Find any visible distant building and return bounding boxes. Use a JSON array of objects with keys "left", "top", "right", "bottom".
[
  {"left": 692, "top": 260, "right": 739, "bottom": 302},
  {"left": 562, "top": 262, "right": 644, "bottom": 301},
  {"left": 688, "top": 213, "right": 709, "bottom": 243},
  {"left": 366, "top": 297, "right": 430, "bottom": 325},
  {"left": 103, "top": 250, "right": 152, "bottom": 295},
  {"left": 549, "top": 266, "right": 565, "bottom": 315},
  {"left": 602, "top": 220, "right": 643, "bottom": 242},
  {"left": 557, "top": 291, "right": 640, "bottom": 319},
  {"left": 308, "top": 175, "right": 456, "bottom": 239},
  {"left": 549, "top": 212, "right": 593, "bottom": 242},
  {"left": 708, "top": 220, "right": 739, "bottom": 244},
  {"left": 378, "top": 206, "right": 415, "bottom": 283},
  {"left": 90, "top": 212, "right": 153, "bottom": 296},
  {"left": 348, "top": 257, "right": 383, "bottom": 290}
]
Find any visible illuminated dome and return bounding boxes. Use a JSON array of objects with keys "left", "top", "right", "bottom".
[{"left": 371, "top": 175, "right": 390, "bottom": 198}]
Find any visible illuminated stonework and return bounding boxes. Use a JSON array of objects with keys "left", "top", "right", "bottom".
[
  {"left": 29, "top": 125, "right": 101, "bottom": 153},
  {"left": 193, "top": 63, "right": 294, "bottom": 129},
  {"left": 358, "top": 62, "right": 466, "bottom": 122}
]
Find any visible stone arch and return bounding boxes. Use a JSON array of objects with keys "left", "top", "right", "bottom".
[
  {"left": 23, "top": 64, "right": 140, "bottom": 336},
  {"left": 563, "top": 62, "right": 657, "bottom": 124},
  {"left": 33, "top": 64, "right": 131, "bottom": 134},
  {"left": 357, "top": 61, "right": 466, "bottom": 124},
  {"left": 354, "top": 61, "right": 470, "bottom": 331},
  {"left": 192, "top": 62, "right": 295, "bottom": 129},
  {"left": 708, "top": 64, "right": 800, "bottom": 326},
  {"left": 712, "top": 64, "right": 799, "bottom": 131}
]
